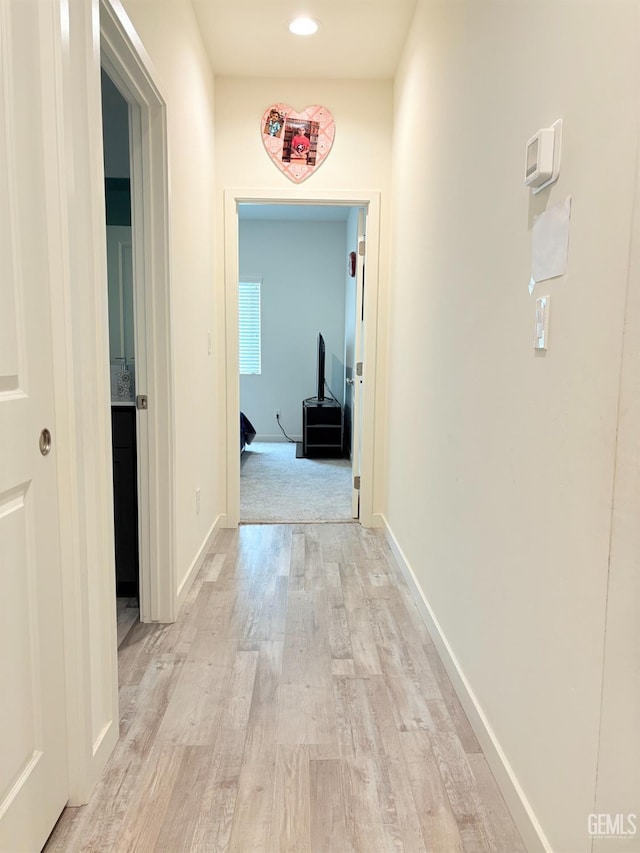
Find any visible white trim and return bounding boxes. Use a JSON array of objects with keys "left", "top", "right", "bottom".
[
  {"left": 176, "top": 515, "right": 224, "bottom": 608},
  {"left": 92, "top": 719, "right": 115, "bottom": 758},
  {"left": 224, "top": 188, "right": 381, "bottom": 528},
  {"left": 45, "top": 0, "right": 175, "bottom": 807},
  {"left": 42, "top": 0, "right": 119, "bottom": 805},
  {"left": 380, "top": 514, "right": 552, "bottom": 853},
  {"left": 100, "top": 0, "right": 176, "bottom": 622}
]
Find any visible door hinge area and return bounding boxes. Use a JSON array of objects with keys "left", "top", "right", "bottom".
[{"left": 354, "top": 475, "right": 361, "bottom": 490}]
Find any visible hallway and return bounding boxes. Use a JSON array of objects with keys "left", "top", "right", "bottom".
[{"left": 45, "top": 524, "right": 524, "bottom": 852}]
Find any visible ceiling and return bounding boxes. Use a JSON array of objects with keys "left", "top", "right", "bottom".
[{"left": 190, "top": 0, "right": 418, "bottom": 80}]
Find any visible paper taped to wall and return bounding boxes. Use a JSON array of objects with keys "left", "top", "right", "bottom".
[{"left": 530, "top": 196, "right": 571, "bottom": 288}]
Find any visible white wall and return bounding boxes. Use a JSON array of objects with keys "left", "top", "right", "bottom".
[
  {"left": 121, "top": 0, "right": 221, "bottom": 595},
  {"left": 386, "top": 2, "right": 640, "bottom": 851},
  {"left": 215, "top": 77, "right": 392, "bottom": 512},
  {"left": 592, "top": 90, "right": 640, "bottom": 850},
  {"left": 239, "top": 218, "right": 347, "bottom": 439}
]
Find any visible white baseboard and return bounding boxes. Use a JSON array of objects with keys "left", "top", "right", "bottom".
[
  {"left": 176, "top": 514, "right": 223, "bottom": 609},
  {"left": 380, "top": 515, "right": 551, "bottom": 853}
]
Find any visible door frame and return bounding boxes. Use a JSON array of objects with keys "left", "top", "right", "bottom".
[
  {"left": 350, "top": 208, "right": 367, "bottom": 518},
  {"left": 100, "top": 0, "right": 176, "bottom": 623},
  {"left": 17, "top": 0, "right": 175, "bottom": 813},
  {"left": 223, "top": 188, "right": 381, "bottom": 528}
]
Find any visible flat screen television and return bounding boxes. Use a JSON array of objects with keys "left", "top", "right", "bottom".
[{"left": 316, "top": 332, "right": 326, "bottom": 401}]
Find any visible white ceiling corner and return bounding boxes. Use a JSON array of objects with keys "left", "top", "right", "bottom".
[{"left": 190, "top": 0, "right": 417, "bottom": 80}]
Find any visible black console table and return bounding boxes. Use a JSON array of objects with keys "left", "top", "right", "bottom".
[{"left": 302, "top": 398, "right": 344, "bottom": 458}]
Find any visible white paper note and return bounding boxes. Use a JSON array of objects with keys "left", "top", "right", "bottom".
[{"left": 531, "top": 196, "right": 571, "bottom": 285}]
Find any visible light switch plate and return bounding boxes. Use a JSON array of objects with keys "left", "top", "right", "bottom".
[{"left": 535, "top": 295, "right": 549, "bottom": 350}]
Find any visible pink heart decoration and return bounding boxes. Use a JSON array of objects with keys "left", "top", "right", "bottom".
[{"left": 261, "top": 104, "right": 335, "bottom": 184}]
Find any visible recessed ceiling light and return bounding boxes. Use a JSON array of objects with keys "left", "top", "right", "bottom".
[{"left": 289, "top": 17, "right": 319, "bottom": 36}]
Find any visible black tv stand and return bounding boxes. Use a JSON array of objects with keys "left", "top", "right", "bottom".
[{"left": 302, "top": 398, "right": 343, "bottom": 458}]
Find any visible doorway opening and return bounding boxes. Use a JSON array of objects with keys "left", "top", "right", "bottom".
[
  {"left": 100, "top": 0, "right": 176, "bottom": 622},
  {"left": 101, "top": 68, "right": 140, "bottom": 643},
  {"left": 224, "top": 189, "right": 381, "bottom": 529},
  {"left": 237, "top": 203, "right": 362, "bottom": 524}
]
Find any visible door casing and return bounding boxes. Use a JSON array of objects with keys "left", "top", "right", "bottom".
[
  {"left": 100, "top": 0, "right": 176, "bottom": 623},
  {"left": 48, "top": 0, "right": 175, "bottom": 809},
  {"left": 223, "top": 188, "right": 381, "bottom": 528}
]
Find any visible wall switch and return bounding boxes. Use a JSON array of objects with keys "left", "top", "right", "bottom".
[
  {"left": 535, "top": 296, "right": 549, "bottom": 350},
  {"left": 195, "top": 487, "right": 201, "bottom": 514}
]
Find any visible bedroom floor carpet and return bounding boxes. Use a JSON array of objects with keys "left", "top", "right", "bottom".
[{"left": 240, "top": 441, "right": 353, "bottom": 523}]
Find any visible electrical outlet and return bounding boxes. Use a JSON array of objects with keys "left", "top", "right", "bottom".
[
  {"left": 195, "top": 488, "right": 201, "bottom": 515},
  {"left": 275, "top": 408, "right": 280, "bottom": 419}
]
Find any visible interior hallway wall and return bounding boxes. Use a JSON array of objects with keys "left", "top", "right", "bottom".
[
  {"left": 239, "top": 218, "right": 347, "bottom": 440},
  {"left": 214, "top": 77, "right": 393, "bottom": 514},
  {"left": 386, "top": 2, "right": 640, "bottom": 851},
  {"left": 121, "top": 0, "right": 220, "bottom": 595}
]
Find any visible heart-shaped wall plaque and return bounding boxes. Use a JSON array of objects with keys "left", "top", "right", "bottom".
[{"left": 261, "top": 104, "right": 335, "bottom": 183}]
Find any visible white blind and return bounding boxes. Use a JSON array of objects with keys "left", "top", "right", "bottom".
[{"left": 238, "top": 280, "right": 261, "bottom": 375}]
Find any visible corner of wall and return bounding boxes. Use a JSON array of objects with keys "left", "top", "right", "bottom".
[
  {"left": 380, "top": 515, "right": 551, "bottom": 853},
  {"left": 176, "top": 515, "right": 224, "bottom": 612}
]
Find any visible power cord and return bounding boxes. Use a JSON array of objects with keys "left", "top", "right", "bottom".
[{"left": 276, "top": 413, "right": 296, "bottom": 443}]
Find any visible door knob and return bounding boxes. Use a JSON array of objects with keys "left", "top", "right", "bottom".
[{"left": 39, "top": 428, "right": 52, "bottom": 456}]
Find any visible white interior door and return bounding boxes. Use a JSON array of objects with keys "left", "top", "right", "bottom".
[
  {"left": 0, "top": 1, "right": 69, "bottom": 848},
  {"left": 351, "top": 209, "right": 366, "bottom": 518}
]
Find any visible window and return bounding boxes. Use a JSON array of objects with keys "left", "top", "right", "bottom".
[{"left": 238, "top": 279, "right": 261, "bottom": 375}]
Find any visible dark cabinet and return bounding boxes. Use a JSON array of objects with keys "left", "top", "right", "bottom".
[
  {"left": 302, "top": 399, "right": 344, "bottom": 458},
  {"left": 111, "top": 406, "right": 139, "bottom": 598}
]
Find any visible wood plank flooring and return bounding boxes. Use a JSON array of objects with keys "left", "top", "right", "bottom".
[
  {"left": 116, "top": 598, "right": 139, "bottom": 649},
  {"left": 45, "top": 524, "right": 526, "bottom": 853}
]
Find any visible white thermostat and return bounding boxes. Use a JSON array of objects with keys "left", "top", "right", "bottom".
[{"left": 525, "top": 119, "right": 562, "bottom": 193}]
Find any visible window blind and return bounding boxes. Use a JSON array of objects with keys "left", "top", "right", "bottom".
[{"left": 238, "top": 280, "right": 261, "bottom": 375}]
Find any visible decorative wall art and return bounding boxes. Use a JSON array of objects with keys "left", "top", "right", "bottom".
[{"left": 261, "top": 103, "right": 335, "bottom": 183}]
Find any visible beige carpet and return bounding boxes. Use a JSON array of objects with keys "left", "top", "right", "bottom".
[{"left": 240, "top": 441, "right": 354, "bottom": 523}]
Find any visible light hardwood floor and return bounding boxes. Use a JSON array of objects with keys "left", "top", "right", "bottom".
[
  {"left": 45, "top": 524, "right": 526, "bottom": 852},
  {"left": 116, "top": 598, "right": 139, "bottom": 649}
]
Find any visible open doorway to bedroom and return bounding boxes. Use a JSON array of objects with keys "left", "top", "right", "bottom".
[
  {"left": 224, "top": 190, "right": 379, "bottom": 528},
  {"left": 237, "top": 203, "right": 361, "bottom": 524}
]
